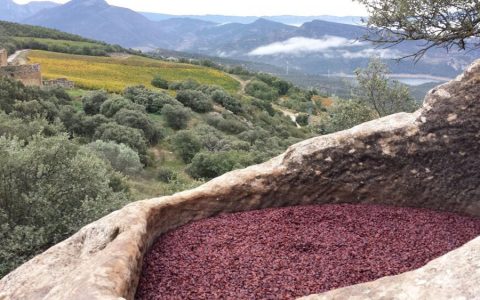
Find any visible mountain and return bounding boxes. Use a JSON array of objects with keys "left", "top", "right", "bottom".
[
  {"left": 20, "top": 0, "right": 478, "bottom": 78},
  {"left": 24, "top": 0, "right": 164, "bottom": 48},
  {"left": 140, "top": 12, "right": 364, "bottom": 26},
  {"left": 0, "top": 0, "right": 58, "bottom": 22}
]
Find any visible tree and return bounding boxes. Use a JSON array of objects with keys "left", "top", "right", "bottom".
[
  {"left": 187, "top": 151, "right": 255, "bottom": 179},
  {"left": 99, "top": 96, "right": 144, "bottom": 118},
  {"left": 170, "top": 130, "right": 202, "bottom": 163},
  {"left": 161, "top": 104, "right": 192, "bottom": 130},
  {"left": 245, "top": 80, "right": 278, "bottom": 101},
  {"left": 0, "top": 134, "right": 130, "bottom": 277},
  {"left": 114, "top": 109, "right": 164, "bottom": 145},
  {"left": 176, "top": 90, "right": 213, "bottom": 113},
  {"left": 82, "top": 90, "right": 108, "bottom": 115},
  {"left": 324, "top": 100, "right": 377, "bottom": 134},
  {"left": 124, "top": 86, "right": 180, "bottom": 114},
  {"left": 94, "top": 122, "right": 148, "bottom": 156},
  {"left": 151, "top": 75, "right": 169, "bottom": 89},
  {"left": 87, "top": 140, "right": 143, "bottom": 176},
  {"left": 356, "top": 0, "right": 480, "bottom": 60},
  {"left": 354, "top": 57, "right": 418, "bottom": 117}
]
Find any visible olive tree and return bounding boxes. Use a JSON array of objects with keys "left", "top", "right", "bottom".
[
  {"left": 357, "top": 0, "right": 480, "bottom": 60},
  {"left": 354, "top": 57, "right": 418, "bottom": 117},
  {"left": 0, "top": 135, "right": 130, "bottom": 277}
]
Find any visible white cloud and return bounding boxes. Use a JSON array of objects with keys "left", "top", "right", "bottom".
[
  {"left": 340, "top": 48, "right": 402, "bottom": 59},
  {"left": 248, "top": 36, "right": 361, "bottom": 56}
]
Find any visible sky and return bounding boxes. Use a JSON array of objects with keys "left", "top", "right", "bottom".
[{"left": 13, "top": 0, "right": 368, "bottom": 16}]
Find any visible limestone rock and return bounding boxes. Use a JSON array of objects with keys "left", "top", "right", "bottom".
[{"left": 0, "top": 59, "right": 479, "bottom": 299}]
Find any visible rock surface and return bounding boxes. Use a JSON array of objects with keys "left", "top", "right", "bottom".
[{"left": 0, "top": 60, "right": 479, "bottom": 300}]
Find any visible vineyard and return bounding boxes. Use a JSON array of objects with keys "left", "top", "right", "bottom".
[{"left": 27, "top": 50, "right": 240, "bottom": 93}]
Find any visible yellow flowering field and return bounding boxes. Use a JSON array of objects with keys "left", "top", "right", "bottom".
[{"left": 28, "top": 50, "right": 240, "bottom": 93}]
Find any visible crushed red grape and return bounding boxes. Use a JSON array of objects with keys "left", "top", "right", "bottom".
[{"left": 136, "top": 204, "right": 480, "bottom": 300}]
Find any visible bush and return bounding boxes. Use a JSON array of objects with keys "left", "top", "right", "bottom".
[
  {"left": 78, "top": 114, "right": 110, "bottom": 138},
  {"left": 161, "top": 104, "right": 192, "bottom": 130},
  {"left": 100, "top": 96, "right": 144, "bottom": 118},
  {"left": 324, "top": 100, "right": 377, "bottom": 134},
  {"left": 94, "top": 122, "right": 148, "bottom": 156},
  {"left": 168, "top": 79, "right": 200, "bottom": 90},
  {"left": 151, "top": 75, "right": 169, "bottom": 89},
  {"left": 124, "top": 86, "right": 180, "bottom": 114},
  {"left": 176, "top": 90, "right": 213, "bottom": 113},
  {"left": 252, "top": 99, "right": 275, "bottom": 116},
  {"left": 187, "top": 151, "right": 256, "bottom": 179},
  {"left": 114, "top": 109, "right": 164, "bottom": 144},
  {"left": 296, "top": 114, "right": 309, "bottom": 126},
  {"left": 170, "top": 130, "right": 202, "bottom": 163},
  {"left": 211, "top": 90, "right": 243, "bottom": 114},
  {"left": 0, "top": 135, "right": 130, "bottom": 277},
  {"left": 82, "top": 90, "right": 108, "bottom": 115},
  {"left": 157, "top": 168, "right": 178, "bottom": 183},
  {"left": 245, "top": 80, "right": 278, "bottom": 101},
  {"left": 0, "top": 112, "right": 64, "bottom": 141},
  {"left": 87, "top": 140, "right": 143, "bottom": 176}
]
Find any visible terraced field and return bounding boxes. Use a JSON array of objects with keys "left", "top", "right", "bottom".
[{"left": 27, "top": 50, "right": 240, "bottom": 93}]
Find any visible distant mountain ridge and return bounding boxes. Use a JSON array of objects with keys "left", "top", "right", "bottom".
[
  {"left": 0, "top": 0, "right": 58, "bottom": 22},
  {"left": 140, "top": 13, "right": 365, "bottom": 26},
  {"left": 5, "top": 0, "right": 478, "bottom": 79}
]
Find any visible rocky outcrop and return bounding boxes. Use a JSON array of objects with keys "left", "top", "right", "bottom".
[{"left": 0, "top": 60, "right": 479, "bottom": 300}]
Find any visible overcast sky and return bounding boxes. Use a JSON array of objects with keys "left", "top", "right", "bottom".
[{"left": 14, "top": 0, "right": 367, "bottom": 16}]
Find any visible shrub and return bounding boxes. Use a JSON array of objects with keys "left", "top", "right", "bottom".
[
  {"left": 82, "top": 90, "right": 108, "bottom": 115},
  {"left": 187, "top": 151, "right": 256, "bottom": 179},
  {"left": 114, "top": 109, "right": 164, "bottom": 144},
  {"left": 176, "top": 90, "right": 213, "bottom": 113},
  {"left": 296, "top": 114, "right": 309, "bottom": 126},
  {"left": 211, "top": 90, "right": 243, "bottom": 114},
  {"left": 324, "top": 100, "right": 377, "bottom": 134},
  {"left": 170, "top": 130, "right": 202, "bottom": 163},
  {"left": 151, "top": 75, "right": 169, "bottom": 89},
  {"left": 161, "top": 104, "right": 192, "bottom": 130},
  {"left": 100, "top": 96, "right": 144, "bottom": 118},
  {"left": 87, "top": 140, "right": 143, "bottom": 176},
  {"left": 157, "top": 168, "right": 178, "bottom": 183},
  {"left": 168, "top": 79, "right": 200, "bottom": 90},
  {"left": 124, "top": 86, "right": 180, "bottom": 114},
  {"left": 0, "top": 135, "right": 130, "bottom": 277},
  {"left": 245, "top": 80, "right": 278, "bottom": 101},
  {"left": 94, "top": 122, "right": 148, "bottom": 156}
]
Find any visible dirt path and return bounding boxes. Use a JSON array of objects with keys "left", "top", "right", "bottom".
[
  {"left": 272, "top": 103, "right": 301, "bottom": 128},
  {"left": 227, "top": 74, "right": 300, "bottom": 127},
  {"left": 7, "top": 49, "right": 30, "bottom": 65},
  {"left": 227, "top": 73, "right": 251, "bottom": 95}
]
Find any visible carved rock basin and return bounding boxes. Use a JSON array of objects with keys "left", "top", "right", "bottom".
[{"left": 1, "top": 60, "right": 480, "bottom": 300}]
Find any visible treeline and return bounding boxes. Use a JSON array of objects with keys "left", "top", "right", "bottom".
[{"left": 0, "top": 21, "right": 139, "bottom": 56}]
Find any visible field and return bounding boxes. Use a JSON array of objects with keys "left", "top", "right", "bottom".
[
  {"left": 12, "top": 37, "right": 107, "bottom": 49},
  {"left": 27, "top": 50, "right": 240, "bottom": 93}
]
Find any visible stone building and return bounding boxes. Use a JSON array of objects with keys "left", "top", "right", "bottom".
[
  {"left": 0, "top": 49, "right": 7, "bottom": 67},
  {"left": 0, "top": 49, "right": 43, "bottom": 87},
  {"left": 0, "top": 64, "right": 43, "bottom": 87},
  {"left": 43, "top": 78, "right": 75, "bottom": 89}
]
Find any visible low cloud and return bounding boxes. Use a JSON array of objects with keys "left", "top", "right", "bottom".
[
  {"left": 248, "top": 36, "right": 361, "bottom": 56},
  {"left": 340, "top": 48, "right": 402, "bottom": 59}
]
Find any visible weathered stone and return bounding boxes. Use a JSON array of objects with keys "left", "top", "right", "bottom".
[{"left": 0, "top": 60, "right": 479, "bottom": 300}]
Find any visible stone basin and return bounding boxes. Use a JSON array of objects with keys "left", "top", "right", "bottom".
[{"left": 0, "top": 60, "right": 479, "bottom": 300}]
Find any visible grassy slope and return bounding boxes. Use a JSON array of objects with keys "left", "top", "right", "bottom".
[
  {"left": 12, "top": 37, "right": 109, "bottom": 49},
  {"left": 28, "top": 50, "right": 240, "bottom": 93}
]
